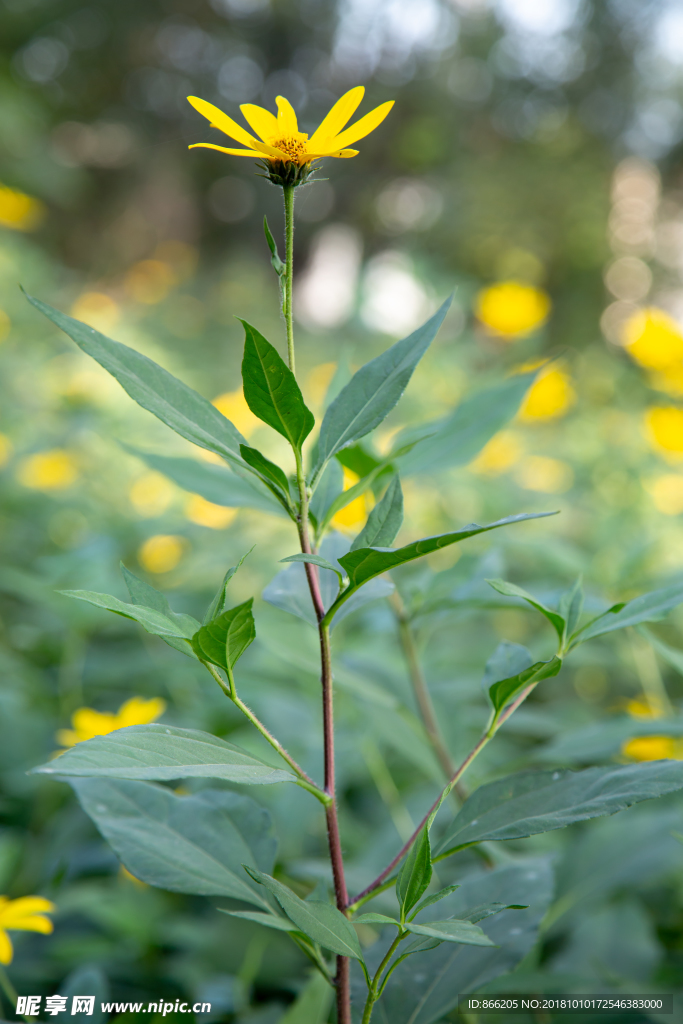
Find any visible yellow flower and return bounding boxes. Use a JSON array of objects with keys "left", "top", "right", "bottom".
[
  {"left": 623, "top": 307, "right": 683, "bottom": 370},
  {"left": 475, "top": 281, "right": 551, "bottom": 338},
  {"left": 187, "top": 87, "right": 394, "bottom": 180},
  {"left": 625, "top": 696, "right": 664, "bottom": 719},
  {"left": 0, "top": 896, "right": 55, "bottom": 964},
  {"left": 138, "top": 534, "right": 185, "bottom": 574},
  {"left": 331, "top": 468, "right": 373, "bottom": 532},
  {"left": 515, "top": 455, "right": 574, "bottom": 493},
  {"left": 57, "top": 696, "right": 166, "bottom": 748},
  {"left": 645, "top": 406, "right": 683, "bottom": 454},
  {"left": 129, "top": 472, "right": 175, "bottom": 517},
  {"left": 17, "top": 450, "right": 79, "bottom": 490},
  {"left": 519, "top": 367, "right": 576, "bottom": 421},
  {"left": 643, "top": 473, "right": 683, "bottom": 514},
  {"left": 469, "top": 431, "right": 522, "bottom": 476},
  {"left": 622, "top": 735, "right": 683, "bottom": 762},
  {"left": 0, "top": 184, "right": 45, "bottom": 232},
  {"left": 212, "top": 389, "right": 259, "bottom": 437}
]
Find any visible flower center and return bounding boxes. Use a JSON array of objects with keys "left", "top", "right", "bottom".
[{"left": 272, "top": 136, "right": 308, "bottom": 164}]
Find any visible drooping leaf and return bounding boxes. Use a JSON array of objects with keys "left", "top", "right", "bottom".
[
  {"left": 569, "top": 581, "right": 683, "bottom": 649},
  {"left": 59, "top": 589, "right": 196, "bottom": 644},
  {"left": 396, "top": 827, "right": 432, "bottom": 918},
  {"left": 32, "top": 723, "right": 295, "bottom": 785},
  {"left": 240, "top": 319, "right": 314, "bottom": 450},
  {"left": 486, "top": 578, "right": 564, "bottom": 641},
  {"left": 559, "top": 576, "right": 584, "bottom": 641},
  {"left": 118, "top": 564, "right": 201, "bottom": 658},
  {"left": 203, "top": 550, "right": 252, "bottom": 624},
  {"left": 330, "top": 512, "right": 557, "bottom": 621},
  {"left": 245, "top": 867, "right": 364, "bottom": 961},
  {"left": 221, "top": 909, "right": 299, "bottom": 933},
  {"left": 25, "top": 293, "right": 247, "bottom": 465},
  {"left": 239, "top": 444, "right": 292, "bottom": 508},
  {"left": 71, "top": 779, "right": 276, "bottom": 906},
  {"left": 436, "top": 762, "right": 683, "bottom": 858},
  {"left": 488, "top": 657, "right": 562, "bottom": 717},
  {"left": 351, "top": 475, "right": 403, "bottom": 551},
  {"left": 123, "top": 446, "right": 282, "bottom": 514},
  {"left": 312, "top": 296, "right": 452, "bottom": 479},
  {"left": 394, "top": 372, "right": 537, "bottom": 477},
  {"left": 403, "top": 919, "right": 495, "bottom": 946},
  {"left": 192, "top": 599, "right": 255, "bottom": 672}
]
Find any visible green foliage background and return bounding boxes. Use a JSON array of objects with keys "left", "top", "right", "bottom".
[{"left": 3, "top": 0, "right": 683, "bottom": 1021}]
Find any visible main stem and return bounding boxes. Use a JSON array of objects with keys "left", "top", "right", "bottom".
[{"left": 283, "top": 184, "right": 351, "bottom": 1024}]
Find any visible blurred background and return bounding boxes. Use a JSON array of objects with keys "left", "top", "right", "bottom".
[{"left": 4, "top": 0, "right": 683, "bottom": 1020}]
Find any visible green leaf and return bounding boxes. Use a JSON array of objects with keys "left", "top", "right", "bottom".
[
  {"left": 396, "top": 827, "right": 432, "bottom": 918},
  {"left": 25, "top": 292, "right": 247, "bottom": 466},
  {"left": 409, "top": 885, "right": 460, "bottom": 921},
  {"left": 203, "top": 549, "right": 253, "bottom": 624},
  {"left": 486, "top": 578, "right": 565, "bottom": 641},
  {"left": 316, "top": 461, "right": 387, "bottom": 534},
  {"left": 121, "top": 564, "right": 199, "bottom": 638},
  {"left": 32, "top": 723, "right": 295, "bottom": 785},
  {"left": 240, "top": 319, "right": 314, "bottom": 450},
  {"left": 394, "top": 372, "right": 537, "bottom": 477},
  {"left": 569, "top": 581, "right": 683, "bottom": 648},
  {"left": 279, "top": 553, "right": 344, "bottom": 589},
  {"left": 123, "top": 445, "right": 282, "bottom": 514},
  {"left": 239, "top": 444, "right": 292, "bottom": 508},
  {"left": 309, "top": 459, "right": 343, "bottom": 526},
  {"left": 482, "top": 642, "right": 533, "bottom": 695},
  {"left": 192, "top": 599, "right": 255, "bottom": 672},
  {"left": 221, "top": 909, "right": 299, "bottom": 933},
  {"left": 403, "top": 919, "right": 495, "bottom": 947},
  {"left": 436, "top": 762, "right": 683, "bottom": 858},
  {"left": 277, "top": 973, "right": 334, "bottom": 1024},
  {"left": 460, "top": 902, "right": 527, "bottom": 924},
  {"left": 59, "top": 589, "right": 196, "bottom": 643},
  {"left": 559, "top": 576, "right": 583, "bottom": 640},
  {"left": 353, "top": 913, "right": 400, "bottom": 926},
  {"left": 312, "top": 296, "right": 452, "bottom": 479},
  {"left": 264, "top": 215, "right": 285, "bottom": 276},
  {"left": 351, "top": 475, "right": 403, "bottom": 551},
  {"left": 245, "top": 868, "right": 364, "bottom": 961},
  {"left": 330, "top": 512, "right": 557, "bottom": 621},
  {"left": 71, "top": 780, "right": 276, "bottom": 906},
  {"left": 488, "top": 657, "right": 562, "bottom": 717}
]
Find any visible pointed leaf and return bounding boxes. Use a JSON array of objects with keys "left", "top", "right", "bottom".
[
  {"left": 60, "top": 589, "right": 196, "bottom": 642},
  {"left": 403, "top": 919, "right": 494, "bottom": 946},
  {"left": 482, "top": 641, "right": 533, "bottom": 697},
  {"left": 192, "top": 599, "right": 255, "bottom": 672},
  {"left": 461, "top": 902, "right": 528, "bottom": 923},
  {"left": 351, "top": 475, "right": 403, "bottom": 551},
  {"left": 353, "top": 913, "right": 400, "bottom": 926},
  {"left": 488, "top": 657, "right": 562, "bottom": 717},
  {"left": 121, "top": 564, "right": 199, "bottom": 637},
  {"left": 239, "top": 444, "right": 291, "bottom": 506},
  {"left": 221, "top": 909, "right": 299, "bottom": 932},
  {"left": 203, "top": 550, "right": 253, "bottom": 624},
  {"left": 263, "top": 215, "right": 285, "bottom": 276},
  {"left": 312, "top": 296, "right": 452, "bottom": 478},
  {"left": 396, "top": 827, "right": 432, "bottom": 917},
  {"left": 245, "top": 868, "right": 364, "bottom": 960},
  {"left": 240, "top": 320, "right": 314, "bottom": 450},
  {"left": 26, "top": 293, "right": 247, "bottom": 465},
  {"left": 569, "top": 582, "right": 683, "bottom": 648},
  {"left": 279, "top": 553, "right": 344, "bottom": 589},
  {"left": 70, "top": 779, "right": 275, "bottom": 906},
  {"left": 409, "top": 885, "right": 460, "bottom": 920},
  {"left": 32, "top": 723, "right": 295, "bottom": 785},
  {"left": 486, "top": 578, "right": 564, "bottom": 640}
]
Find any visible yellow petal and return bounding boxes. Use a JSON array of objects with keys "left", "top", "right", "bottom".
[
  {"left": 276, "top": 96, "right": 298, "bottom": 134},
  {"left": 321, "top": 100, "right": 394, "bottom": 152},
  {"left": 116, "top": 696, "right": 166, "bottom": 729},
  {"left": 308, "top": 86, "right": 365, "bottom": 148},
  {"left": 327, "top": 149, "right": 359, "bottom": 159},
  {"left": 250, "top": 139, "right": 294, "bottom": 160},
  {"left": 5, "top": 915, "right": 53, "bottom": 935},
  {"left": 0, "top": 896, "right": 55, "bottom": 927},
  {"left": 240, "top": 103, "right": 279, "bottom": 141},
  {"left": 0, "top": 929, "right": 13, "bottom": 964},
  {"left": 56, "top": 728, "right": 78, "bottom": 748},
  {"left": 70, "top": 708, "right": 117, "bottom": 742},
  {"left": 187, "top": 96, "right": 257, "bottom": 149},
  {"left": 188, "top": 143, "right": 264, "bottom": 157}
]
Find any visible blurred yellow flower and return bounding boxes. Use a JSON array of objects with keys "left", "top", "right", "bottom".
[
  {"left": 212, "top": 388, "right": 259, "bottom": 437},
  {"left": 0, "top": 434, "right": 12, "bottom": 468},
  {"left": 124, "top": 259, "right": 176, "bottom": 304},
  {"left": 18, "top": 450, "right": 78, "bottom": 491},
  {"left": 469, "top": 431, "right": 522, "bottom": 476},
  {"left": 331, "top": 468, "right": 373, "bottom": 531},
  {"left": 57, "top": 696, "right": 166, "bottom": 748},
  {"left": 0, "top": 184, "right": 45, "bottom": 232},
  {"left": 185, "top": 495, "right": 237, "bottom": 529},
  {"left": 623, "top": 307, "right": 683, "bottom": 370},
  {"left": 0, "top": 896, "right": 55, "bottom": 965},
  {"left": 306, "top": 362, "right": 337, "bottom": 409},
  {"left": 70, "top": 292, "right": 120, "bottom": 334},
  {"left": 138, "top": 534, "right": 185, "bottom": 573},
  {"left": 515, "top": 455, "right": 574, "bottom": 493},
  {"left": 643, "top": 473, "right": 683, "bottom": 514},
  {"left": 188, "top": 86, "right": 394, "bottom": 166},
  {"left": 129, "top": 472, "right": 175, "bottom": 517},
  {"left": 475, "top": 281, "right": 551, "bottom": 338},
  {"left": 519, "top": 367, "right": 576, "bottom": 421},
  {"left": 645, "top": 406, "right": 683, "bottom": 453},
  {"left": 0, "top": 308, "right": 11, "bottom": 342},
  {"left": 622, "top": 735, "right": 683, "bottom": 761},
  {"left": 626, "top": 696, "right": 664, "bottom": 719}
]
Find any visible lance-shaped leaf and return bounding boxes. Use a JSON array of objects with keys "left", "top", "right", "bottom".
[
  {"left": 192, "top": 599, "right": 255, "bottom": 673},
  {"left": 486, "top": 578, "right": 565, "bottom": 641},
  {"left": 124, "top": 445, "right": 282, "bottom": 514},
  {"left": 316, "top": 461, "right": 388, "bottom": 534},
  {"left": 245, "top": 867, "right": 364, "bottom": 961},
  {"left": 435, "top": 762, "right": 683, "bottom": 858},
  {"left": 60, "top": 589, "right": 196, "bottom": 644},
  {"left": 396, "top": 827, "right": 432, "bottom": 918},
  {"left": 329, "top": 512, "right": 556, "bottom": 621},
  {"left": 482, "top": 641, "right": 533, "bottom": 698},
  {"left": 32, "top": 723, "right": 295, "bottom": 785},
  {"left": 203, "top": 550, "right": 252, "bottom": 625},
  {"left": 403, "top": 919, "right": 494, "bottom": 947},
  {"left": 240, "top": 320, "right": 314, "bottom": 450},
  {"left": 353, "top": 913, "right": 401, "bottom": 926},
  {"left": 488, "top": 657, "right": 562, "bottom": 718},
  {"left": 568, "top": 581, "right": 683, "bottom": 649},
  {"left": 394, "top": 372, "right": 537, "bottom": 477},
  {"left": 559, "top": 576, "right": 583, "bottom": 641},
  {"left": 70, "top": 778, "right": 275, "bottom": 906},
  {"left": 351, "top": 475, "right": 403, "bottom": 551},
  {"left": 25, "top": 293, "right": 247, "bottom": 466},
  {"left": 221, "top": 909, "right": 300, "bottom": 933},
  {"left": 239, "top": 444, "right": 291, "bottom": 508},
  {"left": 263, "top": 215, "right": 285, "bottom": 277},
  {"left": 312, "top": 296, "right": 452, "bottom": 479},
  {"left": 120, "top": 563, "right": 201, "bottom": 659},
  {"left": 408, "top": 885, "right": 460, "bottom": 921},
  {"left": 280, "top": 553, "right": 344, "bottom": 589}
]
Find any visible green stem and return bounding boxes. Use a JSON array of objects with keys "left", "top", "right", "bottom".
[
  {"left": 283, "top": 183, "right": 295, "bottom": 374},
  {"left": 361, "top": 930, "right": 405, "bottom": 1024}
]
